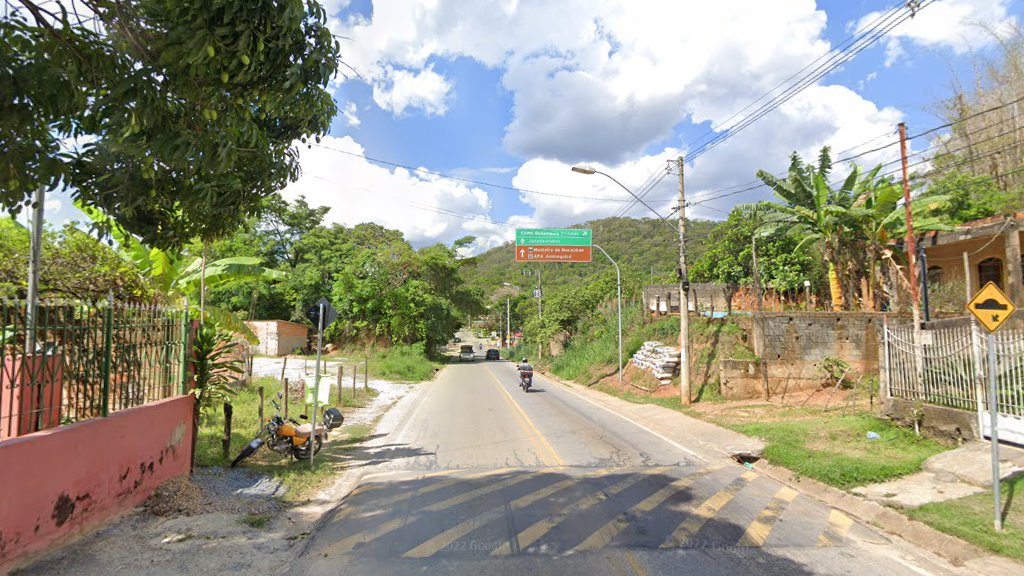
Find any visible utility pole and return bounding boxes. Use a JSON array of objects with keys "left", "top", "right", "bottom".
[
  {"left": 751, "top": 233, "right": 770, "bottom": 400},
  {"left": 899, "top": 123, "right": 921, "bottom": 328},
  {"left": 677, "top": 156, "right": 691, "bottom": 405},
  {"left": 25, "top": 186, "right": 45, "bottom": 354},
  {"left": 899, "top": 122, "right": 924, "bottom": 394},
  {"left": 506, "top": 297, "right": 511, "bottom": 349}
]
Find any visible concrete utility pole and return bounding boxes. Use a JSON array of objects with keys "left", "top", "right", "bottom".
[
  {"left": 677, "top": 156, "right": 691, "bottom": 405},
  {"left": 751, "top": 233, "right": 770, "bottom": 400},
  {"left": 25, "top": 186, "right": 45, "bottom": 353}
]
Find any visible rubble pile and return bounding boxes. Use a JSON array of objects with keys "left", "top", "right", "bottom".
[{"left": 630, "top": 341, "right": 680, "bottom": 385}]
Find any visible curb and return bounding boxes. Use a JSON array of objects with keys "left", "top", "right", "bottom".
[{"left": 540, "top": 369, "right": 1024, "bottom": 575}]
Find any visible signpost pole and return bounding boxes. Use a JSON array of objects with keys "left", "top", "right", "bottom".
[
  {"left": 594, "top": 245, "right": 622, "bottom": 383},
  {"left": 310, "top": 303, "right": 324, "bottom": 468},
  {"left": 987, "top": 331, "right": 1002, "bottom": 531}
]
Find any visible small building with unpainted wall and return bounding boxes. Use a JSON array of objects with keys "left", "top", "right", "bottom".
[{"left": 245, "top": 320, "right": 310, "bottom": 356}]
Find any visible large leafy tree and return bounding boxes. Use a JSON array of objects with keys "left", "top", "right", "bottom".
[
  {"left": 1, "top": 0, "right": 339, "bottom": 246},
  {"left": 690, "top": 205, "right": 825, "bottom": 310}
]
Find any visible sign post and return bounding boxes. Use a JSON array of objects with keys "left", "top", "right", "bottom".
[
  {"left": 966, "top": 281, "right": 1017, "bottom": 531},
  {"left": 515, "top": 228, "right": 592, "bottom": 262},
  {"left": 305, "top": 297, "right": 338, "bottom": 467}
]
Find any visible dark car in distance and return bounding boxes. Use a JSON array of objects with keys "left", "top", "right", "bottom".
[{"left": 485, "top": 349, "right": 500, "bottom": 360}]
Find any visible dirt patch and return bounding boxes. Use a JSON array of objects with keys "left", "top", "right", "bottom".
[{"left": 145, "top": 476, "right": 202, "bottom": 517}]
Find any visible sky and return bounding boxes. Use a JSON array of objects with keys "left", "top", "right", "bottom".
[{"left": 39, "top": 0, "right": 1023, "bottom": 254}]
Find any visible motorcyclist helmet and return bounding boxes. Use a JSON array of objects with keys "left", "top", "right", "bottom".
[{"left": 522, "top": 357, "right": 528, "bottom": 363}]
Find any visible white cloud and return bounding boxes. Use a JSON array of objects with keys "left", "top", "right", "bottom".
[
  {"left": 332, "top": 1, "right": 901, "bottom": 164},
  {"left": 341, "top": 101, "right": 361, "bottom": 126},
  {"left": 371, "top": 65, "right": 452, "bottom": 116},
  {"left": 860, "top": 0, "right": 1017, "bottom": 66},
  {"left": 281, "top": 136, "right": 500, "bottom": 248}
]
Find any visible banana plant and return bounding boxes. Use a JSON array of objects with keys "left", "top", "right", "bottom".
[{"left": 78, "top": 203, "right": 285, "bottom": 342}]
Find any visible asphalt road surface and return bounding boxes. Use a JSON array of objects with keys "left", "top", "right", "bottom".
[{"left": 287, "top": 357, "right": 964, "bottom": 576}]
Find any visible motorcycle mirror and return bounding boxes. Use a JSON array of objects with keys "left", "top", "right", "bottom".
[
  {"left": 299, "top": 414, "right": 308, "bottom": 420},
  {"left": 277, "top": 392, "right": 283, "bottom": 399}
]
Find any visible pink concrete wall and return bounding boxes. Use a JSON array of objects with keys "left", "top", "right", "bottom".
[{"left": 0, "top": 395, "right": 193, "bottom": 572}]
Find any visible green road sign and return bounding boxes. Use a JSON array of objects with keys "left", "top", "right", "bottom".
[{"left": 515, "top": 228, "right": 592, "bottom": 246}]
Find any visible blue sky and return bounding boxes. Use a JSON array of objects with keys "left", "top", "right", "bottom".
[{"left": 36, "top": 1, "right": 1024, "bottom": 252}]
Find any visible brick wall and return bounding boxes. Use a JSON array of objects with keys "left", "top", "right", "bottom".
[{"left": 720, "top": 312, "right": 898, "bottom": 398}]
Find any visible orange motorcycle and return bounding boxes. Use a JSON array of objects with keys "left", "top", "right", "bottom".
[{"left": 231, "top": 394, "right": 343, "bottom": 467}]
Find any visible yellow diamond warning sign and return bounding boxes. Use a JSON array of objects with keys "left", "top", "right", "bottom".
[{"left": 967, "top": 282, "right": 1017, "bottom": 333}]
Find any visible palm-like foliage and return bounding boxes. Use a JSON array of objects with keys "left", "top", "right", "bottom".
[
  {"left": 79, "top": 203, "right": 285, "bottom": 340},
  {"left": 754, "top": 148, "right": 952, "bottom": 311}
]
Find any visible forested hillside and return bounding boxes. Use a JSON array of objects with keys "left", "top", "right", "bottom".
[{"left": 463, "top": 217, "right": 717, "bottom": 296}]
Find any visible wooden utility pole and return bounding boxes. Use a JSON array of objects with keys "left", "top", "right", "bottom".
[
  {"left": 899, "top": 123, "right": 921, "bottom": 327},
  {"left": 678, "top": 156, "right": 691, "bottom": 405}
]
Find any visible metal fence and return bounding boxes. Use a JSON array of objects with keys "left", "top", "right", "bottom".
[
  {"left": 1, "top": 298, "right": 189, "bottom": 441},
  {"left": 886, "top": 320, "right": 1024, "bottom": 442}
]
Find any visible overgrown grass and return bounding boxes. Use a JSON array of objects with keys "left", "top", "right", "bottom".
[
  {"left": 366, "top": 343, "right": 443, "bottom": 382},
  {"left": 195, "top": 376, "right": 380, "bottom": 500},
  {"left": 328, "top": 343, "right": 442, "bottom": 382},
  {"left": 593, "top": 382, "right": 688, "bottom": 412},
  {"left": 718, "top": 410, "right": 947, "bottom": 489},
  {"left": 908, "top": 475, "right": 1024, "bottom": 561}
]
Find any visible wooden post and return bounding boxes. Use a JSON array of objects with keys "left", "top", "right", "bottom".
[
  {"left": 336, "top": 365, "right": 343, "bottom": 404},
  {"left": 364, "top": 358, "right": 369, "bottom": 390},
  {"left": 279, "top": 355, "right": 288, "bottom": 385},
  {"left": 283, "top": 377, "right": 289, "bottom": 418},
  {"left": 222, "top": 402, "right": 233, "bottom": 459},
  {"left": 258, "top": 386, "right": 264, "bottom": 423},
  {"left": 352, "top": 365, "right": 357, "bottom": 399}
]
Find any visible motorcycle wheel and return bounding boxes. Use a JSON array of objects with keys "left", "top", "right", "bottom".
[
  {"left": 231, "top": 441, "right": 261, "bottom": 468},
  {"left": 293, "top": 435, "right": 323, "bottom": 460}
]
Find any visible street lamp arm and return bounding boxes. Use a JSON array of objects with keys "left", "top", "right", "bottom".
[{"left": 571, "top": 166, "right": 678, "bottom": 234}]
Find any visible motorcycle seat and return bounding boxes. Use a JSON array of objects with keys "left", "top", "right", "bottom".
[{"left": 294, "top": 423, "right": 326, "bottom": 438}]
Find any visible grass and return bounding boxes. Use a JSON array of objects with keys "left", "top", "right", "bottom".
[
  {"left": 908, "top": 475, "right": 1024, "bottom": 561},
  {"left": 240, "top": 513, "right": 272, "bottom": 528},
  {"left": 195, "top": 376, "right": 380, "bottom": 500},
  {"left": 330, "top": 342, "right": 443, "bottom": 382},
  {"left": 593, "top": 382, "right": 688, "bottom": 412},
  {"left": 717, "top": 409, "right": 948, "bottom": 489}
]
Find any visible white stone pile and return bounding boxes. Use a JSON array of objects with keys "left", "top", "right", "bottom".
[{"left": 630, "top": 341, "right": 680, "bottom": 385}]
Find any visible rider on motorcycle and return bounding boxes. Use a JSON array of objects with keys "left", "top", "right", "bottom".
[{"left": 517, "top": 357, "right": 533, "bottom": 374}]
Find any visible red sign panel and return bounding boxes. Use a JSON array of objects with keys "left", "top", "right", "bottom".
[{"left": 515, "top": 245, "right": 592, "bottom": 262}]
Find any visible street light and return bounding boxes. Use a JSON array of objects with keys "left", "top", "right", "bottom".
[
  {"left": 572, "top": 162, "right": 690, "bottom": 403},
  {"left": 501, "top": 282, "right": 519, "bottom": 349}
]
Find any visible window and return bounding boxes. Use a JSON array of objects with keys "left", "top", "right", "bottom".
[
  {"left": 927, "top": 266, "right": 943, "bottom": 285},
  {"left": 978, "top": 257, "right": 1003, "bottom": 289}
]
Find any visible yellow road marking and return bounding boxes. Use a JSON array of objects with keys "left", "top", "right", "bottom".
[
  {"left": 324, "top": 468, "right": 534, "bottom": 556},
  {"left": 492, "top": 467, "right": 671, "bottom": 556},
  {"left": 624, "top": 551, "right": 648, "bottom": 576},
  {"left": 736, "top": 486, "right": 799, "bottom": 547},
  {"left": 660, "top": 470, "right": 758, "bottom": 548},
  {"left": 402, "top": 469, "right": 611, "bottom": 558},
  {"left": 331, "top": 467, "right": 517, "bottom": 524},
  {"left": 817, "top": 509, "right": 853, "bottom": 547},
  {"left": 575, "top": 466, "right": 722, "bottom": 552},
  {"left": 485, "top": 366, "right": 564, "bottom": 467}
]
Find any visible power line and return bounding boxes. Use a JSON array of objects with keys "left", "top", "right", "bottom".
[{"left": 685, "top": 1, "right": 930, "bottom": 164}]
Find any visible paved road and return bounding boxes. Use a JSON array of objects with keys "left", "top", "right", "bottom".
[{"left": 288, "top": 359, "right": 964, "bottom": 576}]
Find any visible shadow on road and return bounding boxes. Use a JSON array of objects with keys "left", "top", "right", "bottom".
[{"left": 288, "top": 466, "right": 843, "bottom": 576}]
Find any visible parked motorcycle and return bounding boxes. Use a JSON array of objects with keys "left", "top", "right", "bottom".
[
  {"left": 519, "top": 367, "right": 533, "bottom": 392},
  {"left": 231, "top": 394, "right": 344, "bottom": 467}
]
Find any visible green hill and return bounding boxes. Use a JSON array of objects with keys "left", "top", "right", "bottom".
[{"left": 463, "top": 216, "right": 717, "bottom": 296}]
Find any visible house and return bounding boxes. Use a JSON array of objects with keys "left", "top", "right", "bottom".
[
  {"left": 919, "top": 212, "right": 1023, "bottom": 307},
  {"left": 245, "top": 320, "right": 310, "bottom": 356}
]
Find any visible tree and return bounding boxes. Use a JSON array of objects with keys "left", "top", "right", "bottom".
[
  {"left": 1, "top": 0, "right": 339, "bottom": 247},
  {"left": 918, "top": 171, "right": 1009, "bottom": 224},
  {"left": 690, "top": 205, "right": 824, "bottom": 310},
  {"left": 756, "top": 148, "right": 859, "bottom": 311}
]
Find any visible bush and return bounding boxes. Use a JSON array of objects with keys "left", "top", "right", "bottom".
[{"left": 368, "top": 343, "right": 439, "bottom": 382}]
